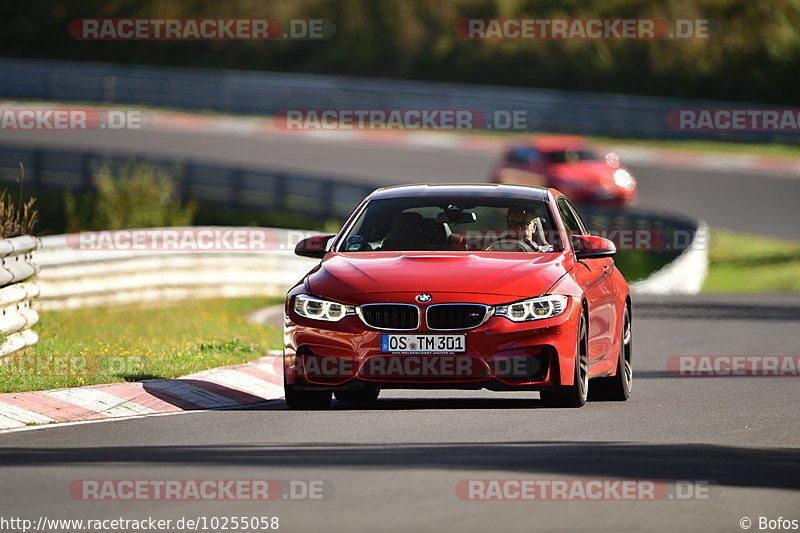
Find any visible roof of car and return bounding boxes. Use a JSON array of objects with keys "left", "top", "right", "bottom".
[
  {"left": 369, "top": 183, "right": 550, "bottom": 201},
  {"left": 528, "top": 135, "right": 588, "bottom": 151}
]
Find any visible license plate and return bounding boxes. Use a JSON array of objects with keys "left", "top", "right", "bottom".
[{"left": 380, "top": 334, "right": 466, "bottom": 354}]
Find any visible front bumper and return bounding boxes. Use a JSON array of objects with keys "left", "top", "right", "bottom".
[{"left": 283, "top": 296, "right": 582, "bottom": 391}]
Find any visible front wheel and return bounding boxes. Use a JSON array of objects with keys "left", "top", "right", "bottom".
[
  {"left": 589, "top": 306, "right": 632, "bottom": 401},
  {"left": 284, "top": 378, "right": 332, "bottom": 410},
  {"left": 540, "top": 313, "right": 588, "bottom": 408}
]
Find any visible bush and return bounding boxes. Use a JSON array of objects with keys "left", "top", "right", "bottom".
[
  {"left": 65, "top": 163, "right": 196, "bottom": 230},
  {"left": 0, "top": 165, "right": 38, "bottom": 239}
]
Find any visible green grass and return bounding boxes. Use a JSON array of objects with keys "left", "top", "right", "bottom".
[
  {"left": 704, "top": 230, "right": 800, "bottom": 292},
  {"left": 614, "top": 250, "right": 677, "bottom": 283},
  {"left": 586, "top": 136, "right": 800, "bottom": 161},
  {"left": 0, "top": 297, "right": 283, "bottom": 393}
]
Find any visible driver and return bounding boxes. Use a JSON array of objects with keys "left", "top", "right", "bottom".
[{"left": 504, "top": 207, "right": 541, "bottom": 250}]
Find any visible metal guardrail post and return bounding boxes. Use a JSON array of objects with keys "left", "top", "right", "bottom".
[
  {"left": 273, "top": 173, "right": 286, "bottom": 211},
  {"left": 180, "top": 162, "right": 193, "bottom": 202},
  {"left": 80, "top": 153, "right": 94, "bottom": 191},
  {"left": 230, "top": 168, "right": 243, "bottom": 209},
  {"left": 31, "top": 150, "right": 42, "bottom": 189},
  {"left": 320, "top": 181, "right": 334, "bottom": 220}
]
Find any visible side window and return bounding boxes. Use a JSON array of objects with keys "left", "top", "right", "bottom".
[
  {"left": 506, "top": 147, "right": 540, "bottom": 165},
  {"left": 564, "top": 198, "right": 589, "bottom": 235},
  {"left": 557, "top": 197, "right": 585, "bottom": 238}
]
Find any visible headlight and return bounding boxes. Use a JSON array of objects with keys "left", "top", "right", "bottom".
[
  {"left": 495, "top": 295, "right": 568, "bottom": 322},
  {"left": 613, "top": 169, "right": 635, "bottom": 189},
  {"left": 293, "top": 294, "right": 354, "bottom": 322}
]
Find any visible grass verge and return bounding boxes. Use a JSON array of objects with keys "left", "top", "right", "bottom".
[
  {"left": 0, "top": 297, "right": 283, "bottom": 393},
  {"left": 615, "top": 250, "right": 676, "bottom": 283},
  {"left": 587, "top": 136, "right": 800, "bottom": 161},
  {"left": 704, "top": 230, "right": 800, "bottom": 292}
]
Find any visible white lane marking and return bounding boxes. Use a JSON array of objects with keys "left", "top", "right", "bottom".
[
  {"left": 302, "top": 130, "right": 361, "bottom": 141},
  {"left": 0, "top": 410, "right": 188, "bottom": 434},
  {"left": 405, "top": 133, "right": 462, "bottom": 148},
  {"left": 206, "top": 118, "right": 261, "bottom": 135},
  {"left": 141, "top": 380, "right": 237, "bottom": 408},
  {"left": 205, "top": 369, "right": 284, "bottom": 399},
  {"left": 44, "top": 388, "right": 157, "bottom": 417},
  {"left": 0, "top": 401, "right": 56, "bottom": 425}
]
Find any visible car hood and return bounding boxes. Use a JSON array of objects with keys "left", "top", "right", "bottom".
[
  {"left": 306, "top": 252, "right": 571, "bottom": 304},
  {"left": 549, "top": 161, "right": 619, "bottom": 186}
]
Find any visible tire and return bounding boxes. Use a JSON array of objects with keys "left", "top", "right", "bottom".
[
  {"left": 540, "top": 312, "right": 588, "bottom": 408},
  {"left": 284, "top": 377, "right": 332, "bottom": 410},
  {"left": 334, "top": 387, "right": 380, "bottom": 403},
  {"left": 588, "top": 306, "right": 632, "bottom": 401}
]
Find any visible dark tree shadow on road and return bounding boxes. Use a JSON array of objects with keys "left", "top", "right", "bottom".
[
  {"left": 634, "top": 300, "right": 800, "bottom": 321},
  {"left": 1, "top": 439, "right": 798, "bottom": 491}
]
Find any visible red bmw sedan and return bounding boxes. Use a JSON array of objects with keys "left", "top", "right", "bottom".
[
  {"left": 284, "top": 184, "right": 632, "bottom": 409},
  {"left": 491, "top": 135, "right": 638, "bottom": 206}
]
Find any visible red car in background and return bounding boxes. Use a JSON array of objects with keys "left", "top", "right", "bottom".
[
  {"left": 284, "top": 184, "right": 633, "bottom": 410},
  {"left": 491, "top": 136, "right": 637, "bottom": 206}
]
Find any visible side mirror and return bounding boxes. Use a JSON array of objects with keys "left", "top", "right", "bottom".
[
  {"left": 295, "top": 234, "right": 335, "bottom": 259},
  {"left": 573, "top": 235, "right": 616, "bottom": 260}
]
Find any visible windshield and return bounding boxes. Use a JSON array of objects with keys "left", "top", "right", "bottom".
[
  {"left": 543, "top": 149, "right": 601, "bottom": 163},
  {"left": 337, "top": 197, "right": 563, "bottom": 253}
]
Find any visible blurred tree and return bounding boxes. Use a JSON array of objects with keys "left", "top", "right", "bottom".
[{"left": 4, "top": 0, "right": 800, "bottom": 104}]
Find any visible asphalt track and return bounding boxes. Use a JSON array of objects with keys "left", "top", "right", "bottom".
[
  {"left": 0, "top": 127, "right": 798, "bottom": 532},
  {"left": 0, "top": 127, "right": 798, "bottom": 239}
]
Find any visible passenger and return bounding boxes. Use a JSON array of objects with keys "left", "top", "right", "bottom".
[{"left": 380, "top": 212, "right": 427, "bottom": 250}]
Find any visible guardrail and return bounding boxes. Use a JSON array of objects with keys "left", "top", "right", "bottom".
[
  {"left": 577, "top": 205, "right": 708, "bottom": 294},
  {"left": 34, "top": 227, "right": 316, "bottom": 310},
  {"left": 0, "top": 145, "right": 375, "bottom": 220},
  {"left": 629, "top": 221, "right": 709, "bottom": 295},
  {"left": 0, "top": 235, "right": 40, "bottom": 357},
  {"left": 1, "top": 58, "right": 798, "bottom": 144}
]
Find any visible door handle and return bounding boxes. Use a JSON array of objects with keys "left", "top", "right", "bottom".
[{"left": 602, "top": 265, "right": 611, "bottom": 274}]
